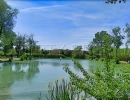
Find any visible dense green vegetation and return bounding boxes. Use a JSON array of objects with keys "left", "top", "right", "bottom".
[
  {"left": 44, "top": 79, "right": 81, "bottom": 100},
  {"left": 62, "top": 33, "right": 130, "bottom": 99},
  {"left": 1, "top": 0, "right": 130, "bottom": 99},
  {"left": 88, "top": 24, "right": 130, "bottom": 63},
  {"left": 45, "top": 32, "right": 130, "bottom": 100}
]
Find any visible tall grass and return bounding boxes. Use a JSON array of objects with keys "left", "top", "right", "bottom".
[
  {"left": 38, "top": 79, "right": 82, "bottom": 100},
  {"left": 46, "top": 79, "right": 81, "bottom": 100}
]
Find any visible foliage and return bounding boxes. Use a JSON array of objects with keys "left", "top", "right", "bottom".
[
  {"left": 20, "top": 53, "right": 32, "bottom": 61},
  {"left": 64, "top": 58, "right": 130, "bottom": 99},
  {"left": 44, "top": 54, "right": 66, "bottom": 58},
  {"left": 124, "top": 23, "right": 130, "bottom": 47},
  {"left": 32, "top": 54, "right": 44, "bottom": 58},
  {"left": 10, "top": 48, "right": 17, "bottom": 56},
  {"left": 15, "top": 34, "right": 27, "bottom": 57},
  {"left": 87, "top": 25, "right": 130, "bottom": 61},
  {"left": 99, "top": 58, "right": 105, "bottom": 62},
  {"left": 1, "top": 31, "right": 16, "bottom": 55},
  {"left": 88, "top": 31, "right": 111, "bottom": 60},
  {"left": 27, "top": 34, "right": 38, "bottom": 55},
  {"left": 105, "top": 0, "right": 126, "bottom": 4},
  {"left": 20, "top": 54, "right": 27, "bottom": 61},
  {"left": 114, "top": 57, "right": 120, "bottom": 64},
  {"left": 63, "top": 49, "right": 72, "bottom": 57},
  {"left": 72, "top": 46, "right": 85, "bottom": 59},
  {"left": 112, "top": 27, "right": 124, "bottom": 57},
  {"left": 45, "top": 79, "right": 82, "bottom": 100},
  {"left": 74, "top": 46, "right": 82, "bottom": 51},
  {"left": 0, "top": 0, "right": 18, "bottom": 36},
  {"left": 63, "top": 34, "right": 130, "bottom": 99},
  {"left": 72, "top": 51, "right": 85, "bottom": 59}
]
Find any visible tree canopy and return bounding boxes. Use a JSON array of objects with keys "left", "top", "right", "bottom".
[
  {"left": 0, "top": 0, "right": 18, "bottom": 36},
  {"left": 105, "top": 0, "right": 126, "bottom": 4}
]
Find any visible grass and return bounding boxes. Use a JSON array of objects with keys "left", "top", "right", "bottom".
[
  {"left": 0, "top": 57, "right": 20, "bottom": 62},
  {"left": 38, "top": 79, "right": 82, "bottom": 100}
]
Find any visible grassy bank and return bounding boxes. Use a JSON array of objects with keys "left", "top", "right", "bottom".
[{"left": 0, "top": 57, "right": 20, "bottom": 62}]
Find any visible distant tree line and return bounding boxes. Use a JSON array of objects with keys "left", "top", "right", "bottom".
[
  {"left": 0, "top": 0, "right": 89, "bottom": 60},
  {"left": 88, "top": 24, "right": 130, "bottom": 62}
]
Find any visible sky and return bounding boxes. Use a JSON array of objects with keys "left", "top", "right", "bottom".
[{"left": 6, "top": 0, "right": 130, "bottom": 50}]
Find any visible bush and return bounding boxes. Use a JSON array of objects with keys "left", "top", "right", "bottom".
[
  {"left": 20, "top": 55, "right": 24, "bottom": 61},
  {"left": 115, "top": 57, "right": 120, "bottom": 64},
  {"left": 20, "top": 54, "right": 28, "bottom": 61},
  {"left": 64, "top": 59, "right": 130, "bottom": 99},
  {"left": 99, "top": 58, "right": 105, "bottom": 62},
  {"left": 94, "top": 58, "right": 98, "bottom": 60},
  {"left": 88, "top": 55, "right": 97, "bottom": 60}
]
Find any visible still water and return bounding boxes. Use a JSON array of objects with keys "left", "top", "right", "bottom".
[{"left": 0, "top": 59, "right": 106, "bottom": 100}]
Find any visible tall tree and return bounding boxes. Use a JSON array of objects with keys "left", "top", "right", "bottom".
[
  {"left": 92, "top": 31, "right": 109, "bottom": 57},
  {"left": 72, "top": 46, "right": 84, "bottom": 59},
  {"left": 15, "top": 34, "right": 27, "bottom": 57},
  {"left": 124, "top": 23, "right": 130, "bottom": 47},
  {"left": 74, "top": 46, "right": 82, "bottom": 51},
  {"left": 27, "top": 34, "right": 38, "bottom": 55},
  {"left": 88, "top": 41, "right": 95, "bottom": 59},
  {"left": 112, "top": 27, "right": 124, "bottom": 57},
  {"left": 1, "top": 31, "right": 16, "bottom": 55},
  {"left": 0, "top": 0, "right": 18, "bottom": 36}
]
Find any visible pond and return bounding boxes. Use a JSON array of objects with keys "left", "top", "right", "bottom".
[{"left": 0, "top": 58, "right": 118, "bottom": 100}]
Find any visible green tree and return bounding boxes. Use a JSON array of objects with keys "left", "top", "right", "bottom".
[
  {"left": 112, "top": 27, "right": 124, "bottom": 57},
  {"left": 0, "top": 0, "right": 18, "bottom": 36},
  {"left": 74, "top": 46, "right": 82, "bottom": 51},
  {"left": 72, "top": 46, "right": 84, "bottom": 59},
  {"left": 15, "top": 34, "right": 27, "bottom": 57},
  {"left": 64, "top": 35, "right": 130, "bottom": 99},
  {"left": 88, "top": 41, "right": 95, "bottom": 59},
  {"left": 27, "top": 34, "right": 38, "bottom": 55},
  {"left": 1, "top": 31, "right": 16, "bottom": 55},
  {"left": 124, "top": 23, "right": 130, "bottom": 47},
  {"left": 93, "top": 31, "right": 109, "bottom": 57},
  {"left": 63, "top": 49, "right": 72, "bottom": 57}
]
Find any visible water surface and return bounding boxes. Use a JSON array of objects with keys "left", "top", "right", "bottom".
[{"left": 0, "top": 59, "right": 107, "bottom": 100}]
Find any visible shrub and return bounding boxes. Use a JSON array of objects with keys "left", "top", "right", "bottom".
[
  {"left": 64, "top": 59, "right": 130, "bottom": 99},
  {"left": 20, "top": 54, "right": 28, "bottom": 61},
  {"left": 99, "top": 58, "right": 105, "bottom": 62},
  {"left": 20, "top": 55, "right": 24, "bottom": 61},
  {"left": 94, "top": 58, "right": 98, "bottom": 60},
  {"left": 115, "top": 57, "right": 120, "bottom": 64}
]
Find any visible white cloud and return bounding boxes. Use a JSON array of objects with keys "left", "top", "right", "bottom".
[
  {"left": 5, "top": 0, "right": 130, "bottom": 50},
  {"left": 20, "top": 5, "right": 64, "bottom": 12}
]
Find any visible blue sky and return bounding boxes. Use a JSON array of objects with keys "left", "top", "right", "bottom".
[{"left": 6, "top": 0, "right": 130, "bottom": 50}]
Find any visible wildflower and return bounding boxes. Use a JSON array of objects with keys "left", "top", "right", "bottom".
[
  {"left": 47, "top": 83, "right": 50, "bottom": 87},
  {"left": 55, "top": 79, "right": 58, "bottom": 83}
]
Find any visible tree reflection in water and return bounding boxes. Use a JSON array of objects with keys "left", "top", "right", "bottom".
[{"left": 0, "top": 61, "right": 40, "bottom": 100}]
